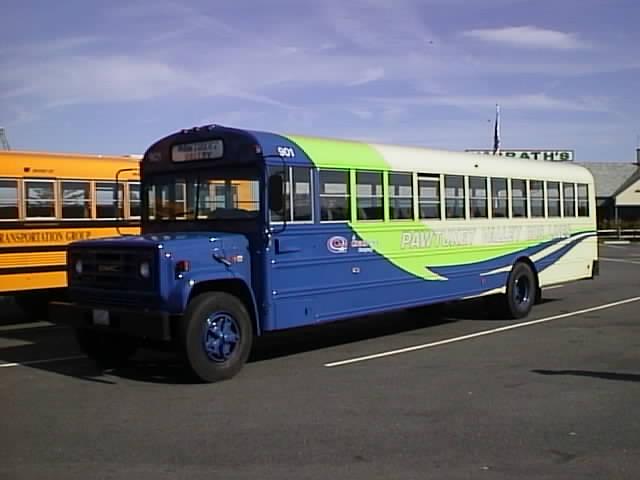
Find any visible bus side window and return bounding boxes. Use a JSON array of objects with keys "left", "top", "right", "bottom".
[
  {"left": 0, "top": 179, "right": 19, "bottom": 220},
  {"left": 319, "top": 169, "right": 350, "bottom": 222},
  {"left": 61, "top": 181, "right": 91, "bottom": 219},
  {"left": 491, "top": 177, "right": 508, "bottom": 218},
  {"left": 530, "top": 180, "right": 545, "bottom": 218},
  {"left": 25, "top": 180, "right": 56, "bottom": 219},
  {"left": 577, "top": 184, "right": 589, "bottom": 217},
  {"left": 129, "top": 183, "right": 141, "bottom": 218},
  {"left": 444, "top": 175, "right": 465, "bottom": 219},
  {"left": 563, "top": 183, "right": 576, "bottom": 217},
  {"left": 389, "top": 172, "right": 413, "bottom": 220},
  {"left": 511, "top": 179, "right": 528, "bottom": 218},
  {"left": 292, "top": 167, "right": 312, "bottom": 222},
  {"left": 418, "top": 174, "right": 441, "bottom": 220},
  {"left": 547, "top": 181, "right": 561, "bottom": 217},
  {"left": 96, "top": 182, "right": 124, "bottom": 219},
  {"left": 268, "top": 166, "right": 289, "bottom": 222},
  {"left": 356, "top": 171, "right": 383, "bottom": 221},
  {"left": 469, "top": 176, "right": 488, "bottom": 218}
]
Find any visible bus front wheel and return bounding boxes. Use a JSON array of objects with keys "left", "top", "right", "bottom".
[{"left": 180, "top": 292, "right": 253, "bottom": 383}]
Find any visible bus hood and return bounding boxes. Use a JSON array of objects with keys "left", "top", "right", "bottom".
[{"left": 69, "top": 232, "right": 250, "bottom": 264}]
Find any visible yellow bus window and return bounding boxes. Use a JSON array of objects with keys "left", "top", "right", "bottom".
[
  {"left": 0, "top": 179, "right": 18, "bottom": 220},
  {"left": 61, "top": 181, "right": 91, "bottom": 219},
  {"left": 25, "top": 180, "right": 55, "bottom": 219},
  {"left": 129, "top": 183, "right": 141, "bottom": 218},
  {"left": 96, "top": 182, "right": 124, "bottom": 219}
]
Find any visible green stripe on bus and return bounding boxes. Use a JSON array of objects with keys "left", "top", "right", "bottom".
[
  {"left": 286, "top": 135, "right": 388, "bottom": 170},
  {"left": 348, "top": 225, "right": 595, "bottom": 280}
]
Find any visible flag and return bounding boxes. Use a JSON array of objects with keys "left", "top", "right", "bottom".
[{"left": 493, "top": 104, "right": 500, "bottom": 154}]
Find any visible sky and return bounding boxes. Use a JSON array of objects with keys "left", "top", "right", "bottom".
[{"left": 1, "top": 0, "right": 639, "bottom": 162}]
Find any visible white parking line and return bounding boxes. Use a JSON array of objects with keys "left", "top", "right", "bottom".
[
  {"left": 0, "top": 355, "right": 86, "bottom": 369},
  {"left": 324, "top": 296, "right": 640, "bottom": 368},
  {"left": 601, "top": 257, "right": 640, "bottom": 266},
  {"left": 0, "top": 322, "right": 62, "bottom": 333}
]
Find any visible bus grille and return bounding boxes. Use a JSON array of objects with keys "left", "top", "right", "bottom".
[
  {"left": 69, "top": 288, "right": 159, "bottom": 309},
  {"left": 68, "top": 247, "right": 157, "bottom": 293}
]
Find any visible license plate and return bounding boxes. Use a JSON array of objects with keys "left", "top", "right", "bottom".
[{"left": 92, "top": 309, "right": 110, "bottom": 326}]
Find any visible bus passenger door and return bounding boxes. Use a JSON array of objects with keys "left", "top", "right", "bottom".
[{"left": 266, "top": 166, "right": 316, "bottom": 330}]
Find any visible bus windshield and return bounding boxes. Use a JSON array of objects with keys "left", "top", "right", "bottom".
[{"left": 145, "top": 170, "right": 260, "bottom": 221}]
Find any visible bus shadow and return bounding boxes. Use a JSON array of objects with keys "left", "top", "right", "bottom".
[
  {"left": 442, "top": 296, "right": 560, "bottom": 321},
  {"left": 532, "top": 369, "right": 640, "bottom": 383},
  {"left": 1, "top": 297, "right": 531, "bottom": 385},
  {"left": 0, "top": 304, "right": 453, "bottom": 384},
  {"left": 0, "top": 297, "right": 29, "bottom": 326},
  {"left": 249, "top": 305, "right": 452, "bottom": 363},
  {"left": 106, "top": 305, "right": 455, "bottom": 384}
]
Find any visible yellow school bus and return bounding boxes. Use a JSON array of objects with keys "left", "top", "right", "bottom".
[{"left": 0, "top": 150, "right": 141, "bottom": 318}]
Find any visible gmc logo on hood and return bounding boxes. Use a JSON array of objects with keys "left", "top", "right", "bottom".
[{"left": 98, "top": 264, "right": 121, "bottom": 273}]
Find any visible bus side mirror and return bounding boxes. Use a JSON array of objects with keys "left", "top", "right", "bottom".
[{"left": 268, "top": 173, "right": 284, "bottom": 213}]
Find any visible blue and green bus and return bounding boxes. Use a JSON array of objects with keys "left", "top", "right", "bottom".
[{"left": 51, "top": 124, "right": 598, "bottom": 382}]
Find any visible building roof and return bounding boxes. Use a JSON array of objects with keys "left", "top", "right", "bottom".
[{"left": 578, "top": 162, "right": 640, "bottom": 198}]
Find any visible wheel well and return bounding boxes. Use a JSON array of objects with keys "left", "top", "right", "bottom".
[
  {"left": 514, "top": 256, "right": 541, "bottom": 302},
  {"left": 188, "top": 280, "right": 259, "bottom": 335}
]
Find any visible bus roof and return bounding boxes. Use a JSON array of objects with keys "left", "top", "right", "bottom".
[
  {"left": 0, "top": 150, "right": 141, "bottom": 180},
  {"left": 272, "top": 132, "right": 595, "bottom": 185},
  {"left": 145, "top": 124, "right": 594, "bottom": 185}
]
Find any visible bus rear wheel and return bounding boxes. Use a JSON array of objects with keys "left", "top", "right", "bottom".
[
  {"left": 490, "top": 262, "right": 537, "bottom": 319},
  {"left": 75, "top": 329, "right": 139, "bottom": 369},
  {"left": 180, "top": 292, "right": 253, "bottom": 383}
]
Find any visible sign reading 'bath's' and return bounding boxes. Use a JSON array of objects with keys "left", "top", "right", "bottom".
[{"left": 466, "top": 149, "right": 574, "bottom": 162}]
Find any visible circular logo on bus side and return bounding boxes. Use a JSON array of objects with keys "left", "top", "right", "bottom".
[{"left": 327, "top": 236, "right": 349, "bottom": 254}]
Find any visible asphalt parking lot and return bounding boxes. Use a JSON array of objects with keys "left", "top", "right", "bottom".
[{"left": 1, "top": 243, "right": 640, "bottom": 480}]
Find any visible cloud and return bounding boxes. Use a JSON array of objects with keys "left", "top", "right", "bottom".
[
  {"left": 0, "top": 0, "right": 625, "bottom": 135},
  {"left": 0, "top": 35, "right": 101, "bottom": 60},
  {"left": 347, "top": 67, "right": 386, "bottom": 86},
  {"left": 462, "top": 26, "right": 589, "bottom": 50},
  {"left": 2, "top": 56, "right": 191, "bottom": 105},
  {"left": 365, "top": 93, "right": 610, "bottom": 112}
]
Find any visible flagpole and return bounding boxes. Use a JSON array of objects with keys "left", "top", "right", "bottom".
[{"left": 492, "top": 104, "right": 500, "bottom": 154}]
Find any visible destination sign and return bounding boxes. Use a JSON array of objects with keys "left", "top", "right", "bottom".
[
  {"left": 171, "top": 140, "right": 224, "bottom": 162},
  {"left": 465, "top": 149, "right": 574, "bottom": 162}
]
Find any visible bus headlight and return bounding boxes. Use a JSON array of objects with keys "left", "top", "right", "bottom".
[
  {"left": 74, "top": 259, "right": 83, "bottom": 275},
  {"left": 139, "top": 261, "right": 151, "bottom": 279}
]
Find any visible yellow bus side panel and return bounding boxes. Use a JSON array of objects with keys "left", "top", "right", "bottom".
[
  {"left": 0, "top": 271, "right": 67, "bottom": 292},
  {"left": 0, "top": 226, "right": 140, "bottom": 293}
]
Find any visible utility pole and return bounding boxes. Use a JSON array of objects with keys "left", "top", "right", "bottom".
[{"left": 0, "top": 128, "right": 10, "bottom": 150}]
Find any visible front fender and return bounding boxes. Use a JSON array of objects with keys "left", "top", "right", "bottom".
[
  {"left": 172, "top": 274, "right": 261, "bottom": 335},
  {"left": 166, "top": 270, "right": 236, "bottom": 313}
]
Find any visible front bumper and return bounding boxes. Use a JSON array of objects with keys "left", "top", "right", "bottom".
[{"left": 49, "top": 301, "right": 173, "bottom": 341}]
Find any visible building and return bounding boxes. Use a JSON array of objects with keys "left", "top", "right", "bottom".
[{"left": 580, "top": 157, "right": 640, "bottom": 228}]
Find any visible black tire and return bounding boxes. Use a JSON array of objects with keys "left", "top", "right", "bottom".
[
  {"left": 75, "top": 329, "right": 139, "bottom": 369},
  {"left": 488, "top": 262, "right": 537, "bottom": 319},
  {"left": 180, "top": 292, "right": 253, "bottom": 383},
  {"left": 504, "top": 262, "right": 537, "bottom": 319}
]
